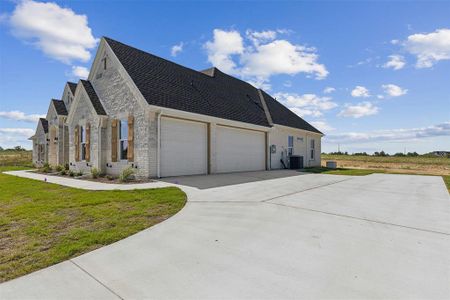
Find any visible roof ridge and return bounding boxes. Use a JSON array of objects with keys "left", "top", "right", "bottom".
[
  {"left": 103, "top": 37, "right": 261, "bottom": 90},
  {"left": 104, "top": 37, "right": 208, "bottom": 77}
]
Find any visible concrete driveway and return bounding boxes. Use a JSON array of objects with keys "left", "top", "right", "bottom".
[{"left": 1, "top": 171, "right": 449, "bottom": 299}]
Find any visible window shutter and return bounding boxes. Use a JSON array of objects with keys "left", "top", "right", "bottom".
[
  {"left": 86, "top": 123, "right": 91, "bottom": 162},
  {"left": 74, "top": 125, "right": 80, "bottom": 162},
  {"left": 127, "top": 115, "right": 134, "bottom": 162},
  {"left": 111, "top": 119, "right": 118, "bottom": 162}
]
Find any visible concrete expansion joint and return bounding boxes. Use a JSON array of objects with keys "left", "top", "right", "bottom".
[
  {"left": 261, "top": 177, "right": 354, "bottom": 203},
  {"left": 69, "top": 260, "right": 124, "bottom": 300},
  {"left": 266, "top": 202, "right": 450, "bottom": 237}
]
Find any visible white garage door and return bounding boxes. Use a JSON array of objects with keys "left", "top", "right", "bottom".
[
  {"left": 161, "top": 117, "right": 207, "bottom": 177},
  {"left": 216, "top": 126, "right": 266, "bottom": 173}
]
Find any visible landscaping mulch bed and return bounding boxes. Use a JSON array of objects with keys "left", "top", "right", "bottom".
[{"left": 33, "top": 170, "right": 154, "bottom": 184}]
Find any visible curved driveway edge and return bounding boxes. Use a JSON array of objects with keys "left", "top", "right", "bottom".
[{"left": 1, "top": 170, "right": 449, "bottom": 299}]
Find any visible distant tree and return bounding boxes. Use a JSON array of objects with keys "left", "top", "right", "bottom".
[
  {"left": 406, "top": 151, "right": 419, "bottom": 157},
  {"left": 0, "top": 146, "right": 3, "bottom": 151},
  {"left": 394, "top": 152, "right": 405, "bottom": 157},
  {"left": 352, "top": 152, "right": 368, "bottom": 156},
  {"left": 379, "top": 151, "right": 388, "bottom": 156}
]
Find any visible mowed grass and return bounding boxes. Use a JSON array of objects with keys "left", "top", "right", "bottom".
[
  {"left": 0, "top": 167, "right": 186, "bottom": 282},
  {"left": 305, "top": 167, "right": 386, "bottom": 176}
]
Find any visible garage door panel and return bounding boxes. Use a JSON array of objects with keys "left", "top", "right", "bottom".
[
  {"left": 161, "top": 118, "right": 207, "bottom": 177},
  {"left": 216, "top": 126, "right": 265, "bottom": 173}
]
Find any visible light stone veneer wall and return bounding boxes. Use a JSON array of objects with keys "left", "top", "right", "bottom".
[
  {"left": 32, "top": 121, "right": 47, "bottom": 167},
  {"left": 68, "top": 92, "right": 100, "bottom": 174},
  {"left": 90, "top": 45, "right": 153, "bottom": 178}
]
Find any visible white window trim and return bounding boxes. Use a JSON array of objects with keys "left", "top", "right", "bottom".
[
  {"left": 310, "top": 139, "right": 315, "bottom": 161},
  {"left": 287, "top": 135, "right": 294, "bottom": 157},
  {"left": 119, "top": 119, "right": 128, "bottom": 161},
  {"left": 80, "top": 125, "right": 87, "bottom": 161}
]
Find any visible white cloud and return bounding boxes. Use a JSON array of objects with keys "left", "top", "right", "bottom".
[
  {"left": 0, "top": 127, "right": 34, "bottom": 149},
  {"left": 241, "top": 40, "right": 328, "bottom": 80},
  {"left": 325, "top": 121, "right": 450, "bottom": 144},
  {"left": 338, "top": 102, "right": 379, "bottom": 118},
  {"left": 391, "top": 39, "right": 400, "bottom": 45},
  {"left": 404, "top": 28, "right": 450, "bottom": 68},
  {"left": 323, "top": 87, "right": 335, "bottom": 94},
  {"left": 351, "top": 86, "right": 370, "bottom": 98},
  {"left": 171, "top": 42, "right": 183, "bottom": 57},
  {"left": 71, "top": 66, "right": 89, "bottom": 79},
  {"left": 382, "top": 84, "right": 407, "bottom": 97},
  {"left": 205, "top": 29, "right": 244, "bottom": 74},
  {"left": 275, "top": 92, "right": 338, "bottom": 118},
  {"left": 310, "top": 120, "right": 335, "bottom": 133},
  {"left": 0, "top": 111, "right": 45, "bottom": 123},
  {"left": 377, "top": 94, "right": 385, "bottom": 99},
  {"left": 204, "top": 28, "right": 328, "bottom": 87},
  {"left": 9, "top": 0, "right": 98, "bottom": 64},
  {"left": 246, "top": 29, "right": 277, "bottom": 46},
  {"left": 383, "top": 55, "right": 406, "bottom": 70}
]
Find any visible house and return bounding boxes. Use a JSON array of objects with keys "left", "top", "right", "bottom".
[
  {"left": 31, "top": 37, "right": 323, "bottom": 178},
  {"left": 30, "top": 82, "right": 77, "bottom": 166}
]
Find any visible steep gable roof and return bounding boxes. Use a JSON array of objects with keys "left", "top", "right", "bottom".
[
  {"left": 105, "top": 37, "right": 270, "bottom": 127},
  {"left": 80, "top": 80, "right": 107, "bottom": 115},
  {"left": 39, "top": 118, "right": 48, "bottom": 133},
  {"left": 51, "top": 99, "right": 68, "bottom": 115},
  {"left": 104, "top": 37, "right": 322, "bottom": 133},
  {"left": 261, "top": 91, "right": 322, "bottom": 134},
  {"left": 67, "top": 82, "right": 77, "bottom": 95}
]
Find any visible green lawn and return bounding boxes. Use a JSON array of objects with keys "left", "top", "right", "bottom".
[
  {"left": 321, "top": 154, "right": 449, "bottom": 166},
  {"left": 0, "top": 167, "right": 186, "bottom": 282},
  {"left": 305, "top": 167, "right": 450, "bottom": 192}
]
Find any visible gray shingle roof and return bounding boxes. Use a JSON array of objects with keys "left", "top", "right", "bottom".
[
  {"left": 51, "top": 99, "right": 68, "bottom": 115},
  {"left": 104, "top": 37, "right": 321, "bottom": 133},
  {"left": 80, "top": 80, "right": 107, "bottom": 115},
  {"left": 67, "top": 82, "right": 77, "bottom": 95},
  {"left": 39, "top": 118, "right": 48, "bottom": 133},
  {"left": 261, "top": 91, "right": 322, "bottom": 134}
]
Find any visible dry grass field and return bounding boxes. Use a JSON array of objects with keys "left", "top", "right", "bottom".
[
  {"left": 0, "top": 150, "right": 32, "bottom": 168},
  {"left": 322, "top": 154, "right": 450, "bottom": 176}
]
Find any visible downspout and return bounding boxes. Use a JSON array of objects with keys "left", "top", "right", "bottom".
[{"left": 157, "top": 110, "right": 163, "bottom": 178}]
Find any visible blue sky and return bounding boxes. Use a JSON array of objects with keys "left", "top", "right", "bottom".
[{"left": 0, "top": 0, "right": 449, "bottom": 153}]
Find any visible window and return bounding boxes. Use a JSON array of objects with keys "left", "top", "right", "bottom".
[
  {"left": 102, "top": 57, "right": 107, "bottom": 70},
  {"left": 310, "top": 139, "right": 315, "bottom": 160},
  {"left": 38, "top": 144, "right": 44, "bottom": 161},
  {"left": 288, "top": 136, "right": 294, "bottom": 156},
  {"left": 119, "top": 120, "right": 128, "bottom": 160},
  {"left": 80, "top": 126, "right": 87, "bottom": 160}
]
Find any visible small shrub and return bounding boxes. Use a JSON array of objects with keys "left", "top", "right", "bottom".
[
  {"left": 41, "top": 163, "right": 52, "bottom": 173},
  {"left": 106, "top": 175, "right": 115, "bottom": 181},
  {"left": 76, "top": 171, "right": 83, "bottom": 177},
  {"left": 60, "top": 169, "right": 67, "bottom": 176},
  {"left": 55, "top": 165, "right": 64, "bottom": 172},
  {"left": 64, "top": 163, "right": 69, "bottom": 171},
  {"left": 119, "top": 167, "right": 134, "bottom": 182},
  {"left": 91, "top": 167, "right": 100, "bottom": 179},
  {"left": 69, "top": 170, "right": 75, "bottom": 177}
]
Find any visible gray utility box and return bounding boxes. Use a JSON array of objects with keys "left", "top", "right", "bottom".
[
  {"left": 326, "top": 161, "right": 337, "bottom": 169},
  {"left": 289, "top": 155, "right": 304, "bottom": 169}
]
